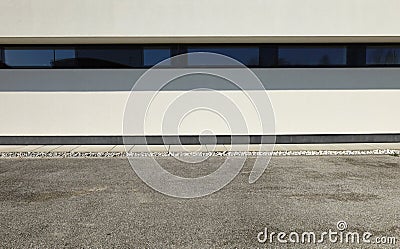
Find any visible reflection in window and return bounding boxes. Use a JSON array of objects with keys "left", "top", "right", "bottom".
[
  {"left": 75, "top": 48, "right": 142, "bottom": 68},
  {"left": 4, "top": 49, "right": 54, "bottom": 67},
  {"left": 143, "top": 48, "right": 171, "bottom": 66},
  {"left": 52, "top": 49, "right": 76, "bottom": 68},
  {"left": 55, "top": 49, "right": 75, "bottom": 60},
  {"left": 366, "top": 47, "right": 400, "bottom": 65},
  {"left": 187, "top": 47, "right": 259, "bottom": 66},
  {"left": 278, "top": 47, "right": 347, "bottom": 66}
]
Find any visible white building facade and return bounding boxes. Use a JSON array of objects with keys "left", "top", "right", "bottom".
[{"left": 0, "top": 0, "right": 399, "bottom": 144}]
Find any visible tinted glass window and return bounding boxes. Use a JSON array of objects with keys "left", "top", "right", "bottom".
[
  {"left": 55, "top": 49, "right": 75, "bottom": 60},
  {"left": 2, "top": 44, "right": 400, "bottom": 69},
  {"left": 4, "top": 48, "right": 54, "bottom": 67},
  {"left": 366, "top": 46, "right": 400, "bottom": 65},
  {"left": 53, "top": 49, "right": 76, "bottom": 68},
  {"left": 260, "top": 47, "right": 277, "bottom": 67},
  {"left": 75, "top": 48, "right": 142, "bottom": 68},
  {"left": 187, "top": 47, "right": 259, "bottom": 66},
  {"left": 143, "top": 48, "right": 171, "bottom": 66},
  {"left": 278, "top": 47, "right": 347, "bottom": 66}
]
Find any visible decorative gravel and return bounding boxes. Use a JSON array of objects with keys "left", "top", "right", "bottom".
[{"left": 0, "top": 149, "right": 398, "bottom": 158}]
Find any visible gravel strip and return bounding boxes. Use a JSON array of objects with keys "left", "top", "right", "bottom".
[{"left": 0, "top": 149, "right": 399, "bottom": 158}]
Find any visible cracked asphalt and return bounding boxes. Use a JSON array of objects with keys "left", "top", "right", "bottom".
[{"left": 1, "top": 155, "right": 400, "bottom": 248}]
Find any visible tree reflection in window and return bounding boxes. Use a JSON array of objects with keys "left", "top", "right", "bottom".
[{"left": 367, "top": 47, "right": 400, "bottom": 65}]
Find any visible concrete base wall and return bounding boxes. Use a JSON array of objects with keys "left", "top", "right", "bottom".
[{"left": 0, "top": 69, "right": 399, "bottom": 136}]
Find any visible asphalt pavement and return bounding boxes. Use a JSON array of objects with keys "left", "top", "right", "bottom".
[{"left": 1, "top": 155, "right": 400, "bottom": 248}]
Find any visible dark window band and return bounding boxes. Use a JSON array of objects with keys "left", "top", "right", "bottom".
[{"left": 0, "top": 44, "right": 400, "bottom": 69}]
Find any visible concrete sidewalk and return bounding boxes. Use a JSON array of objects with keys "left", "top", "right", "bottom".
[{"left": 1, "top": 143, "right": 400, "bottom": 153}]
